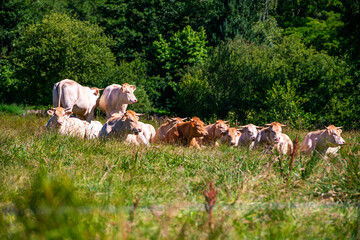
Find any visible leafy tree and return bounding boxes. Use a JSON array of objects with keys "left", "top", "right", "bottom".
[
  {"left": 149, "top": 25, "right": 210, "bottom": 111},
  {"left": 12, "top": 12, "right": 116, "bottom": 105}
]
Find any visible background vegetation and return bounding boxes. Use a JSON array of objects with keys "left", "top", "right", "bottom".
[{"left": 1, "top": 0, "right": 359, "bottom": 126}]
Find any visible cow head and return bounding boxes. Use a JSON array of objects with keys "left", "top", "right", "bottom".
[
  {"left": 190, "top": 117, "right": 208, "bottom": 137},
  {"left": 121, "top": 83, "right": 137, "bottom": 104},
  {"left": 47, "top": 107, "right": 72, "bottom": 128},
  {"left": 325, "top": 125, "right": 345, "bottom": 146},
  {"left": 221, "top": 128, "right": 240, "bottom": 146},
  {"left": 264, "top": 122, "right": 286, "bottom": 144},
  {"left": 238, "top": 124, "right": 261, "bottom": 142},
  {"left": 121, "top": 110, "right": 142, "bottom": 135},
  {"left": 215, "top": 120, "right": 229, "bottom": 137}
]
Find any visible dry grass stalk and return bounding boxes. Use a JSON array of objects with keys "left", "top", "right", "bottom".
[
  {"left": 203, "top": 180, "right": 218, "bottom": 231},
  {"left": 289, "top": 133, "right": 300, "bottom": 176},
  {"left": 129, "top": 197, "right": 141, "bottom": 223}
]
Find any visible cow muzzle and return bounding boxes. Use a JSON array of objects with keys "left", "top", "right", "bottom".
[{"left": 133, "top": 128, "right": 142, "bottom": 135}]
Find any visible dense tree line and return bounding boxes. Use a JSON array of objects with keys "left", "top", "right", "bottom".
[{"left": 0, "top": 0, "right": 359, "bottom": 128}]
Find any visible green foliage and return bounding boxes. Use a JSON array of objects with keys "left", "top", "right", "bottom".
[
  {"left": 0, "top": 103, "right": 25, "bottom": 115},
  {"left": 149, "top": 25, "right": 211, "bottom": 111},
  {"left": 0, "top": 58, "right": 18, "bottom": 102},
  {"left": 12, "top": 12, "right": 116, "bottom": 105},
  {"left": 177, "top": 36, "right": 354, "bottom": 127},
  {"left": 152, "top": 25, "right": 210, "bottom": 77},
  {"left": 14, "top": 171, "right": 102, "bottom": 239}
]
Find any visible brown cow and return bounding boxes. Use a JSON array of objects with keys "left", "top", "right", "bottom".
[
  {"left": 99, "top": 83, "right": 138, "bottom": 118},
  {"left": 300, "top": 125, "right": 345, "bottom": 157},
  {"left": 53, "top": 79, "right": 102, "bottom": 122},
  {"left": 164, "top": 117, "right": 208, "bottom": 148},
  {"left": 220, "top": 128, "right": 240, "bottom": 146},
  {"left": 199, "top": 120, "right": 229, "bottom": 146},
  {"left": 99, "top": 110, "right": 142, "bottom": 141},
  {"left": 152, "top": 117, "right": 187, "bottom": 143}
]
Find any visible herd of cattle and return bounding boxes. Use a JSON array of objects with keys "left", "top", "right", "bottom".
[{"left": 45, "top": 79, "right": 346, "bottom": 157}]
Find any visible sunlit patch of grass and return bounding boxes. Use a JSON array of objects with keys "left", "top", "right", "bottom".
[{"left": 0, "top": 114, "right": 359, "bottom": 239}]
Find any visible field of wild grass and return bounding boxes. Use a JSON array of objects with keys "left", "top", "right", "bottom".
[{"left": 0, "top": 112, "right": 359, "bottom": 239}]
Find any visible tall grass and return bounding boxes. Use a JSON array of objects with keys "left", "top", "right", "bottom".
[{"left": 0, "top": 114, "right": 359, "bottom": 239}]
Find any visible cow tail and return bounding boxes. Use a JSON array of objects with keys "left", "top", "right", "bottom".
[{"left": 57, "top": 80, "right": 65, "bottom": 107}]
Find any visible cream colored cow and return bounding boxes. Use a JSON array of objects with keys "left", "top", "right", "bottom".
[
  {"left": 277, "top": 133, "right": 294, "bottom": 155},
  {"left": 45, "top": 107, "right": 86, "bottom": 138},
  {"left": 99, "top": 83, "right": 137, "bottom": 118},
  {"left": 84, "top": 121, "right": 103, "bottom": 139},
  {"left": 53, "top": 79, "right": 102, "bottom": 122},
  {"left": 125, "top": 122, "right": 156, "bottom": 146},
  {"left": 237, "top": 124, "right": 261, "bottom": 149},
  {"left": 300, "top": 125, "right": 345, "bottom": 157}
]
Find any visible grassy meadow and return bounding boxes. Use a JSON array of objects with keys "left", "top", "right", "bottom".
[{"left": 0, "top": 112, "right": 359, "bottom": 239}]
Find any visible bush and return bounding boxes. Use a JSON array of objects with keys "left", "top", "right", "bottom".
[
  {"left": 12, "top": 12, "right": 116, "bottom": 105},
  {"left": 177, "top": 36, "right": 355, "bottom": 128}
]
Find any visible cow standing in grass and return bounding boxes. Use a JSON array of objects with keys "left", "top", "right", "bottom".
[
  {"left": 300, "top": 125, "right": 345, "bottom": 157},
  {"left": 53, "top": 79, "right": 102, "bottom": 122},
  {"left": 99, "top": 110, "right": 142, "bottom": 141},
  {"left": 164, "top": 117, "right": 208, "bottom": 148},
  {"left": 99, "top": 83, "right": 137, "bottom": 118},
  {"left": 45, "top": 107, "right": 86, "bottom": 138}
]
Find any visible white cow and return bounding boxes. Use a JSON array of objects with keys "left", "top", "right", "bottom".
[
  {"left": 99, "top": 83, "right": 137, "bottom": 118},
  {"left": 277, "top": 133, "right": 294, "bottom": 155},
  {"left": 125, "top": 122, "right": 156, "bottom": 146},
  {"left": 45, "top": 107, "right": 86, "bottom": 138},
  {"left": 53, "top": 79, "right": 102, "bottom": 122},
  {"left": 237, "top": 124, "right": 261, "bottom": 149},
  {"left": 300, "top": 125, "right": 345, "bottom": 157},
  {"left": 84, "top": 121, "right": 103, "bottom": 139},
  {"left": 99, "top": 110, "right": 142, "bottom": 141}
]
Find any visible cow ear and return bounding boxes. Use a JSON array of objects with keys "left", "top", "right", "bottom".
[
  {"left": 264, "top": 127, "right": 270, "bottom": 133},
  {"left": 93, "top": 88, "right": 103, "bottom": 96},
  {"left": 239, "top": 128, "right": 246, "bottom": 133},
  {"left": 65, "top": 110, "right": 72, "bottom": 117},
  {"left": 190, "top": 120, "right": 195, "bottom": 127},
  {"left": 281, "top": 124, "right": 287, "bottom": 127},
  {"left": 221, "top": 130, "right": 228, "bottom": 136},
  {"left": 47, "top": 110, "right": 54, "bottom": 116},
  {"left": 130, "top": 85, "right": 136, "bottom": 91}
]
